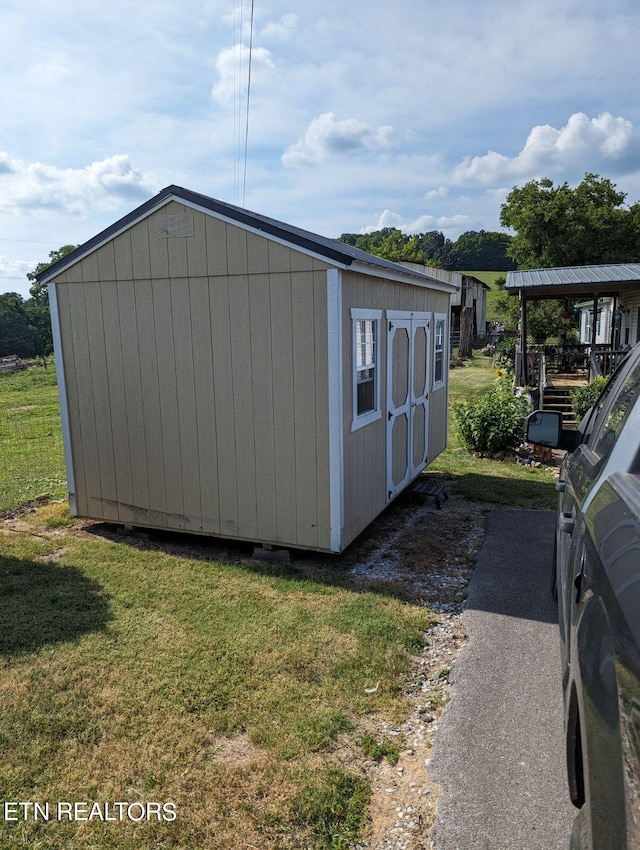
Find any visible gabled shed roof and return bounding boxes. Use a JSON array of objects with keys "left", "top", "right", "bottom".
[
  {"left": 505, "top": 263, "right": 640, "bottom": 298},
  {"left": 37, "top": 185, "right": 459, "bottom": 292}
]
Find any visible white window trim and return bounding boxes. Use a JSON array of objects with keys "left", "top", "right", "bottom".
[
  {"left": 351, "top": 308, "right": 382, "bottom": 431},
  {"left": 432, "top": 312, "right": 447, "bottom": 390}
]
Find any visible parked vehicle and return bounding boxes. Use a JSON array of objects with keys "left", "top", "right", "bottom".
[{"left": 526, "top": 343, "right": 640, "bottom": 850}]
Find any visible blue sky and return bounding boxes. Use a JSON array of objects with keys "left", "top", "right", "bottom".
[{"left": 2, "top": 0, "right": 640, "bottom": 298}]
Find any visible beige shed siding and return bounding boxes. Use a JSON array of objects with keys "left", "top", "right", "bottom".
[
  {"left": 340, "top": 271, "right": 450, "bottom": 548},
  {"left": 54, "top": 203, "right": 334, "bottom": 550}
]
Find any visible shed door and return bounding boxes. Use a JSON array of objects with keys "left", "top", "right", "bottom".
[{"left": 386, "top": 312, "right": 430, "bottom": 501}]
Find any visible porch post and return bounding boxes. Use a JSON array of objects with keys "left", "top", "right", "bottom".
[
  {"left": 591, "top": 293, "right": 598, "bottom": 349},
  {"left": 519, "top": 289, "right": 528, "bottom": 386}
]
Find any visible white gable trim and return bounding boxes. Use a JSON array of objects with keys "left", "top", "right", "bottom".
[{"left": 48, "top": 281, "right": 78, "bottom": 515}]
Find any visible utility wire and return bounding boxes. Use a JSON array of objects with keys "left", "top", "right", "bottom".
[{"left": 242, "top": 0, "right": 255, "bottom": 207}]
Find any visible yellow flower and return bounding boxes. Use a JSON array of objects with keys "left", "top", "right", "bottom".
[{"left": 495, "top": 369, "right": 505, "bottom": 378}]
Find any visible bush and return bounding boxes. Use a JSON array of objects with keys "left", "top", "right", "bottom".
[
  {"left": 493, "top": 338, "right": 517, "bottom": 373},
  {"left": 570, "top": 376, "right": 608, "bottom": 422},
  {"left": 454, "top": 381, "right": 531, "bottom": 454}
]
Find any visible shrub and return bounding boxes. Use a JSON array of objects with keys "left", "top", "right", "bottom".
[
  {"left": 570, "top": 376, "right": 608, "bottom": 422},
  {"left": 454, "top": 381, "right": 530, "bottom": 454},
  {"left": 493, "top": 338, "right": 517, "bottom": 373}
]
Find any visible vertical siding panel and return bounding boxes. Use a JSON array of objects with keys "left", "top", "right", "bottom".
[
  {"left": 96, "top": 243, "right": 116, "bottom": 282},
  {"left": 190, "top": 278, "right": 220, "bottom": 533},
  {"left": 100, "top": 281, "right": 135, "bottom": 524},
  {"left": 210, "top": 277, "right": 239, "bottom": 535},
  {"left": 246, "top": 232, "right": 269, "bottom": 275},
  {"left": 206, "top": 217, "right": 228, "bottom": 276},
  {"left": 172, "top": 279, "right": 201, "bottom": 529},
  {"left": 249, "top": 275, "right": 277, "bottom": 541},
  {"left": 187, "top": 211, "right": 208, "bottom": 278},
  {"left": 270, "top": 272, "right": 297, "bottom": 545},
  {"left": 228, "top": 274, "right": 257, "bottom": 538},
  {"left": 291, "top": 271, "right": 318, "bottom": 549},
  {"left": 80, "top": 251, "right": 99, "bottom": 283},
  {"left": 130, "top": 220, "right": 152, "bottom": 279},
  {"left": 118, "top": 281, "right": 150, "bottom": 525},
  {"left": 134, "top": 280, "right": 168, "bottom": 527},
  {"left": 152, "top": 280, "right": 186, "bottom": 525},
  {"left": 148, "top": 218, "right": 170, "bottom": 278},
  {"left": 66, "top": 286, "right": 102, "bottom": 518},
  {"left": 227, "top": 226, "right": 248, "bottom": 275},
  {"left": 114, "top": 232, "right": 133, "bottom": 281},
  {"left": 62, "top": 263, "right": 83, "bottom": 284},
  {"left": 168, "top": 236, "right": 188, "bottom": 280},
  {"left": 56, "top": 285, "right": 87, "bottom": 516},
  {"left": 82, "top": 283, "right": 118, "bottom": 520},
  {"left": 268, "top": 240, "right": 292, "bottom": 275}
]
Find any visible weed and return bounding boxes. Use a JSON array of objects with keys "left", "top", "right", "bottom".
[
  {"left": 291, "top": 766, "right": 370, "bottom": 849},
  {"left": 359, "top": 732, "right": 401, "bottom": 765}
]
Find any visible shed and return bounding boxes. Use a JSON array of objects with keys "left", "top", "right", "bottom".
[{"left": 39, "top": 186, "right": 458, "bottom": 553}]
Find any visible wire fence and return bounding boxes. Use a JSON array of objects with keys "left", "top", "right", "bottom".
[{"left": 0, "top": 371, "right": 67, "bottom": 512}]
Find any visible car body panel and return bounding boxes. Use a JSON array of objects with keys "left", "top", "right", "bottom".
[{"left": 529, "top": 342, "right": 640, "bottom": 849}]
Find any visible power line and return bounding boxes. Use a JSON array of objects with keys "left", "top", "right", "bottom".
[{"left": 242, "top": 0, "right": 255, "bottom": 207}]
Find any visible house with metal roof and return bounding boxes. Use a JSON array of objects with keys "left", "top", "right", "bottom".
[
  {"left": 39, "top": 185, "right": 458, "bottom": 553},
  {"left": 505, "top": 264, "right": 640, "bottom": 387}
]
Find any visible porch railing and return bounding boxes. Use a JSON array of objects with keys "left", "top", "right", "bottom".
[
  {"left": 518, "top": 343, "right": 627, "bottom": 387},
  {"left": 589, "top": 347, "right": 628, "bottom": 380}
]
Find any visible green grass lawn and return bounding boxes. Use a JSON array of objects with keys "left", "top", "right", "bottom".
[
  {"left": 0, "top": 365, "right": 66, "bottom": 510},
  {"left": 0, "top": 506, "right": 434, "bottom": 849},
  {"left": 431, "top": 351, "right": 559, "bottom": 510}
]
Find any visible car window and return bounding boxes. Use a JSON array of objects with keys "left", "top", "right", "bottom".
[{"left": 590, "top": 359, "right": 640, "bottom": 461}]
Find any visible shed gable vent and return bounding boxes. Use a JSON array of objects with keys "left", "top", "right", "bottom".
[{"left": 156, "top": 213, "right": 194, "bottom": 238}]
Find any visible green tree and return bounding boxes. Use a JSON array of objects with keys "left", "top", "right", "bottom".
[
  {"left": 450, "top": 230, "right": 516, "bottom": 271},
  {"left": 0, "top": 293, "right": 40, "bottom": 357},
  {"left": 500, "top": 173, "right": 640, "bottom": 268},
  {"left": 27, "top": 244, "right": 78, "bottom": 306}
]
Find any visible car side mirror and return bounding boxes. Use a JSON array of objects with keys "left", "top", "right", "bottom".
[
  {"left": 526, "top": 410, "right": 581, "bottom": 452},
  {"left": 526, "top": 410, "right": 562, "bottom": 447}
]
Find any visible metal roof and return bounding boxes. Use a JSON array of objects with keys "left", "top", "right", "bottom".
[
  {"left": 506, "top": 264, "right": 640, "bottom": 292},
  {"left": 37, "top": 185, "right": 458, "bottom": 291}
]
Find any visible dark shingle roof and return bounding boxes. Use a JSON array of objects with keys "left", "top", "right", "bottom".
[{"left": 37, "top": 185, "right": 457, "bottom": 289}]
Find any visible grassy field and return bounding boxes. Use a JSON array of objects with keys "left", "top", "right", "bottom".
[
  {"left": 0, "top": 365, "right": 66, "bottom": 510},
  {"left": 0, "top": 351, "right": 557, "bottom": 848},
  {"left": 462, "top": 270, "right": 511, "bottom": 325}
]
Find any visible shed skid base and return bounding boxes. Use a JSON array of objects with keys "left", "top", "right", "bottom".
[{"left": 252, "top": 546, "right": 291, "bottom": 563}]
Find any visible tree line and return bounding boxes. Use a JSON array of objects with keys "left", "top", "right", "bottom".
[{"left": 338, "top": 228, "right": 516, "bottom": 271}]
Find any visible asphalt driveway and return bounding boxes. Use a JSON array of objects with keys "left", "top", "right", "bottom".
[{"left": 430, "top": 509, "right": 576, "bottom": 850}]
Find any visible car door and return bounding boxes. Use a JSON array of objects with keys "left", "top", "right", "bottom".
[{"left": 557, "top": 352, "right": 640, "bottom": 670}]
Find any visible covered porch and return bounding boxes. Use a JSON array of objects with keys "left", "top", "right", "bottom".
[{"left": 505, "top": 264, "right": 640, "bottom": 392}]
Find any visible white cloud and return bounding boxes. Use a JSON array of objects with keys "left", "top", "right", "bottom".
[
  {"left": 261, "top": 13, "right": 298, "bottom": 41},
  {"left": 282, "top": 112, "right": 397, "bottom": 167},
  {"left": 28, "top": 60, "right": 73, "bottom": 82},
  {"left": 426, "top": 186, "right": 449, "bottom": 200},
  {"left": 0, "top": 154, "right": 157, "bottom": 217},
  {"left": 451, "top": 112, "right": 636, "bottom": 186},
  {"left": 211, "top": 44, "right": 276, "bottom": 106}
]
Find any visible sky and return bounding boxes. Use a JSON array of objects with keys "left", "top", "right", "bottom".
[{"left": 2, "top": 0, "right": 640, "bottom": 298}]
